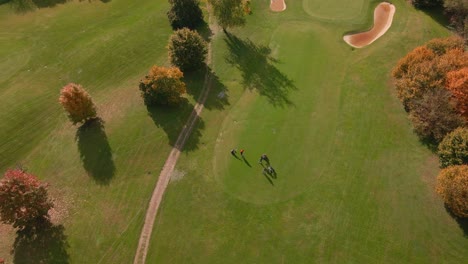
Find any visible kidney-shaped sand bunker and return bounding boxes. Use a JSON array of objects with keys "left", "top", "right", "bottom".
[{"left": 343, "top": 2, "right": 396, "bottom": 48}]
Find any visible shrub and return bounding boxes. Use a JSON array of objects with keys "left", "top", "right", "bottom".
[
  {"left": 139, "top": 66, "right": 186, "bottom": 106},
  {"left": 0, "top": 169, "right": 53, "bottom": 229},
  {"left": 168, "top": 28, "right": 207, "bottom": 72},
  {"left": 438, "top": 127, "right": 468, "bottom": 168},
  {"left": 167, "top": 0, "right": 204, "bottom": 30},
  {"left": 436, "top": 165, "right": 468, "bottom": 218},
  {"left": 59, "top": 83, "right": 97, "bottom": 125},
  {"left": 408, "top": 88, "right": 465, "bottom": 143}
]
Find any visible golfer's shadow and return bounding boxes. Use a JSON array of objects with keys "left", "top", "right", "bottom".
[{"left": 242, "top": 156, "right": 252, "bottom": 167}]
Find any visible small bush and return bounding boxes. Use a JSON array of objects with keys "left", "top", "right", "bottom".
[
  {"left": 438, "top": 127, "right": 468, "bottom": 168},
  {"left": 139, "top": 66, "right": 186, "bottom": 106},
  {"left": 436, "top": 165, "right": 468, "bottom": 218},
  {"left": 168, "top": 28, "right": 207, "bottom": 72}
]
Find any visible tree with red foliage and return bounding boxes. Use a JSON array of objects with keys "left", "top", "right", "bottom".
[
  {"left": 0, "top": 169, "right": 53, "bottom": 229},
  {"left": 59, "top": 83, "right": 97, "bottom": 125}
]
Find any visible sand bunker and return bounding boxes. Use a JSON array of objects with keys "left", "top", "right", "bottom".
[
  {"left": 343, "top": 2, "right": 396, "bottom": 48},
  {"left": 270, "top": 0, "right": 286, "bottom": 12}
]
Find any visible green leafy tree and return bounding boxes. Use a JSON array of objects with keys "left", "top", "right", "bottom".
[
  {"left": 436, "top": 165, "right": 468, "bottom": 218},
  {"left": 139, "top": 66, "right": 186, "bottom": 106},
  {"left": 408, "top": 88, "right": 465, "bottom": 143},
  {"left": 167, "top": 0, "right": 204, "bottom": 30},
  {"left": 438, "top": 127, "right": 468, "bottom": 168},
  {"left": 168, "top": 28, "right": 208, "bottom": 72},
  {"left": 208, "top": 0, "right": 247, "bottom": 31},
  {"left": 0, "top": 169, "right": 53, "bottom": 229}
]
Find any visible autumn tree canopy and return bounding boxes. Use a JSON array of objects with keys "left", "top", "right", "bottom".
[
  {"left": 446, "top": 67, "right": 468, "bottom": 120},
  {"left": 392, "top": 36, "right": 467, "bottom": 110},
  {"left": 438, "top": 127, "right": 468, "bottom": 168},
  {"left": 0, "top": 169, "right": 53, "bottom": 229},
  {"left": 436, "top": 165, "right": 468, "bottom": 218},
  {"left": 59, "top": 83, "right": 97, "bottom": 125},
  {"left": 168, "top": 28, "right": 208, "bottom": 72},
  {"left": 408, "top": 88, "right": 465, "bottom": 143},
  {"left": 139, "top": 66, "right": 186, "bottom": 106},
  {"left": 167, "top": 0, "right": 204, "bottom": 30}
]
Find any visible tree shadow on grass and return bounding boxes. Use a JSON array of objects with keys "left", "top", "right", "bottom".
[
  {"left": 224, "top": 33, "right": 296, "bottom": 107},
  {"left": 75, "top": 118, "right": 115, "bottom": 185},
  {"left": 9, "top": 0, "right": 110, "bottom": 12},
  {"left": 9, "top": 0, "right": 68, "bottom": 12},
  {"left": 445, "top": 204, "right": 468, "bottom": 237},
  {"left": 183, "top": 66, "right": 230, "bottom": 111},
  {"left": 418, "top": 6, "right": 451, "bottom": 29},
  {"left": 146, "top": 100, "right": 205, "bottom": 152},
  {"left": 195, "top": 20, "right": 213, "bottom": 43},
  {"left": 13, "top": 219, "right": 69, "bottom": 264}
]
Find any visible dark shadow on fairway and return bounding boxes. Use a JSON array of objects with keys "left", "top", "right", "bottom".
[
  {"left": 224, "top": 33, "right": 296, "bottom": 107},
  {"left": 9, "top": 0, "right": 110, "bottom": 12},
  {"left": 146, "top": 100, "right": 205, "bottom": 152},
  {"left": 241, "top": 155, "right": 252, "bottom": 167},
  {"left": 196, "top": 21, "right": 213, "bottom": 43},
  {"left": 9, "top": 0, "right": 67, "bottom": 12},
  {"left": 183, "top": 66, "right": 230, "bottom": 111},
  {"left": 263, "top": 173, "right": 274, "bottom": 186},
  {"left": 419, "top": 137, "right": 438, "bottom": 153},
  {"left": 13, "top": 218, "right": 69, "bottom": 264},
  {"left": 445, "top": 205, "right": 468, "bottom": 237},
  {"left": 76, "top": 118, "right": 115, "bottom": 185},
  {"left": 418, "top": 6, "right": 451, "bottom": 29}
]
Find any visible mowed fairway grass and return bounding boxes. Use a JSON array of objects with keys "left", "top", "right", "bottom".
[
  {"left": 0, "top": 0, "right": 207, "bottom": 263},
  {"left": 147, "top": 0, "right": 468, "bottom": 263}
]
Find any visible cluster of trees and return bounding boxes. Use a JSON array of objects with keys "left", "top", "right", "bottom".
[
  {"left": 140, "top": 0, "right": 250, "bottom": 106},
  {"left": 411, "top": 0, "right": 467, "bottom": 40},
  {"left": 392, "top": 36, "right": 467, "bottom": 142},
  {"left": 392, "top": 36, "right": 468, "bottom": 218}
]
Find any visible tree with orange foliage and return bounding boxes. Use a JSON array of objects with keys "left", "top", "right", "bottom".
[
  {"left": 392, "top": 39, "right": 467, "bottom": 111},
  {"left": 59, "top": 83, "right": 97, "bottom": 125},
  {"left": 139, "top": 66, "right": 186, "bottom": 106},
  {"left": 0, "top": 169, "right": 53, "bottom": 229},
  {"left": 446, "top": 67, "right": 468, "bottom": 120},
  {"left": 436, "top": 165, "right": 468, "bottom": 218}
]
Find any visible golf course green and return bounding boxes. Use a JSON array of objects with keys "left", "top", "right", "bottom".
[{"left": 0, "top": 0, "right": 467, "bottom": 263}]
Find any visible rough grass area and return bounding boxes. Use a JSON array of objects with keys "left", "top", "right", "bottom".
[
  {"left": 146, "top": 0, "right": 468, "bottom": 263},
  {"left": 0, "top": 0, "right": 206, "bottom": 263}
]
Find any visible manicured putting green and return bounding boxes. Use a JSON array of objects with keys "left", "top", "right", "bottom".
[{"left": 214, "top": 23, "right": 341, "bottom": 204}]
